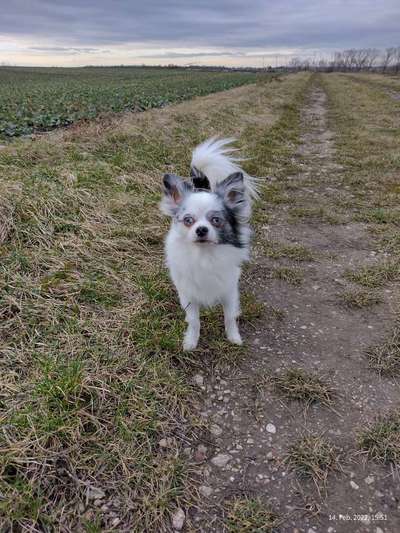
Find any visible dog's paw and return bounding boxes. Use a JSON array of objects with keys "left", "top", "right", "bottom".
[
  {"left": 227, "top": 333, "right": 243, "bottom": 346},
  {"left": 183, "top": 338, "right": 198, "bottom": 351}
]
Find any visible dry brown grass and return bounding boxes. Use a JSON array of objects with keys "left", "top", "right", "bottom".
[
  {"left": 271, "top": 368, "right": 336, "bottom": 407},
  {"left": 367, "top": 321, "right": 400, "bottom": 375},
  {"left": 284, "top": 434, "right": 342, "bottom": 494},
  {"left": 0, "top": 73, "right": 311, "bottom": 530},
  {"left": 358, "top": 411, "right": 400, "bottom": 466}
]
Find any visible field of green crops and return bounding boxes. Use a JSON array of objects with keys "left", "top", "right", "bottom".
[{"left": 0, "top": 66, "right": 255, "bottom": 138}]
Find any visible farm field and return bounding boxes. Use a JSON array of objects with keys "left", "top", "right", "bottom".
[
  {"left": 0, "top": 66, "right": 255, "bottom": 138},
  {"left": 0, "top": 71, "right": 400, "bottom": 532}
]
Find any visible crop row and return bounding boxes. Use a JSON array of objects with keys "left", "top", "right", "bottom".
[{"left": 0, "top": 67, "right": 255, "bottom": 138}]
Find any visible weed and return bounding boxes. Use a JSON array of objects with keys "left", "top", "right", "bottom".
[
  {"left": 273, "top": 266, "right": 304, "bottom": 285},
  {"left": 338, "top": 288, "right": 382, "bottom": 309},
  {"left": 345, "top": 261, "right": 400, "bottom": 287},
  {"left": 285, "top": 434, "right": 341, "bottom": 491},
  {"left": 358, "top": 411, "right": 400, "bottom": 465},
  {"left": 367, "top": 323, "right": 400, "bottom": 375},
  {"left": 225, "top": 497, "right": 279, "bottom": 532},
  {"left": 271, "top": 368, "right": 335, "bottom": 406}
]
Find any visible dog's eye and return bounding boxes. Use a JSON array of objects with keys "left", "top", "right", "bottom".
[
  {"left": 211, "top": 216, "right": 222, "bottom": 226},
  {"left": 183, "top": 215, "right": 194, "bottom": 227}
]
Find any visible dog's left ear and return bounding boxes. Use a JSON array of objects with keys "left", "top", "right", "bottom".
[
  {"left": 216, "top": 172, "right": 246, "bottom": 210},
  {"left": 160, "top": 173, "right": 193, "bottom": 216}
]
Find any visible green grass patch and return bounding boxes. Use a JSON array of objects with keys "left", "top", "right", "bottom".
[
  {"left": 354, "top": 208, "right": 400, "bottom": 225},
  {"left": 288, "top": 206, "right": 341, "bottom": 224},
  {"left": 262, "top": 239, "right": 314, "bottom": 261},
  {"left": 338, "top": 288, "right": 382, "bottom": 309},
  {"left": 225, "top": 497, "right": 279, "bottom": 532},
  {"left": 272, "top": 266, "right": 304, "bottom": 285},
  {"left": 271, "top": 368, "right": 335, "bottom": 407},
  {"left": 344, "top": 261, "right": 400, "bottom": 287}
]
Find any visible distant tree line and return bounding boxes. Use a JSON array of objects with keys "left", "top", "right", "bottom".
[{"left": 288, "top": 47, "right": 400, "bottom": 73}]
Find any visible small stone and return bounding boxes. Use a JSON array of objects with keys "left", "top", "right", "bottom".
[
  {"left": 210, "top": 424, "right": 222, "bottom": 436},
  {"left": 266, "top": 451, "right": 274, "bottom": 460},
  {"left": 365, "top": 475, "right": 374, "bottom": 485},
  {"left": 199, "top": 485, "right": 213, "bottom": 497},
  {"left": 211, "top": 453, "right": 232, "bottom": 467},
  {"left": 193, "top": 374, "right": 204, "bottom": 387},
  {"left": 350, "top": 480, "right": 359, "bottom": 490},
  {"left": 172, "top": 508, "right": 185, "bottom": 531},
  {"left": 111, "top": 517, "right": 121, "bottom": 527},
  {"left": 159, "top": 437, "right": 174, "bottom": 448},
  {"left": 194, "top": 444, "right": 207, "bottom": 463},
  {"left": 86, "top": 486, "right": 105, "bottom": 500},
  {"left": 376, "top": 528, "right": 384, "bottom": 533},
  {"left": 308, "top": 528, "right": 316, "bottom": 533},
  {"left": 266, "top": 423, "right": 276, "bottom": 434},
  {"left": 328, "top": 528, "right": 334, "bottom": 533}
]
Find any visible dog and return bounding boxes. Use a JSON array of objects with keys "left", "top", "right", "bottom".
[{"left": 160, "top": 137, "right": 259, "bottom": 351}]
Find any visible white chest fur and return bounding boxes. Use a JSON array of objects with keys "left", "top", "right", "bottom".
[{"left": 165, "top": 228, "right": 248, "bottom": 307}]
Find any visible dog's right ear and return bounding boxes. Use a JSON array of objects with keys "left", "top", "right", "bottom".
[{"left": 160, "top": 174, "right": 193, "bottom": 216}]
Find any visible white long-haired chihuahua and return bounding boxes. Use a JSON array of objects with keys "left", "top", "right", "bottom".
[{"left": 160, "top": 138, "right": 259, "bottom": 351}]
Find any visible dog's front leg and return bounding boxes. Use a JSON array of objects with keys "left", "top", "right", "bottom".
[
  {"left": 223, "top": 290, "right": 242, "bottom": 345},
  {"left": 182, "top": 301, "right": 200, "bottom": 351}
]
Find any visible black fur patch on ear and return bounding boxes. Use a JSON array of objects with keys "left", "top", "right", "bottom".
[
  {"left": 161, "top": 174, "right": 193, "bottom": 216},
  {"left": 190, "top": 166, "right": 210, "bottom": 190},
  {"left": 222, "top": 204, "right": 244, "bottom": 248},
  {"left": 216, "top": 172, "right": 245, "bottom": 209}
]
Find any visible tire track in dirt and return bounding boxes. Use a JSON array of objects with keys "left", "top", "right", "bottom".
[{"left": 191, "top": 82, "right": 400, "bottom": 532}]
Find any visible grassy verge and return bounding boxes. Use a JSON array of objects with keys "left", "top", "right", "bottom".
[
  {"left": 321, "top": 73, "right": 400, "bottom": 276},
  {"left": 0, "top": 74, "right": 310, "bottom": 529}
]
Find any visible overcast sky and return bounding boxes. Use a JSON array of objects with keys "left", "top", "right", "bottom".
[{"left": 0, "top": 0, "right": 399, "bottom": 67}]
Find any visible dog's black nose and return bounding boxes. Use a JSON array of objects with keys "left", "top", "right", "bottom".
[{"left": 196, "top": 226, "right": 209, "bottom": 238}]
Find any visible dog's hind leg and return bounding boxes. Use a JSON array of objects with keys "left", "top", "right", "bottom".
[
  {"left": 182, "top": 301, "right": 200, "bottom": 351},
  {"left": 223, "top": 290, "right": 242, "bottom": 345}
]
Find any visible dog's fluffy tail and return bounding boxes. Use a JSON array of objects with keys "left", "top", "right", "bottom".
[{"left": 191, "top": 137, "right": 260, "bottom": 200}]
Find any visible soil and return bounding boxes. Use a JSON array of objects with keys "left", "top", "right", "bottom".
[{"left": 190, "top": 87, "right": 400, "bottom": 532}]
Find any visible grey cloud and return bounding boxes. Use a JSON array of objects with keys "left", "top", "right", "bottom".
[
  {"left": 28, "top": 46, "right": 107, "bottom": 54},
  {"left": 1, "top": 0, "right": 399, "bottom": 52}
]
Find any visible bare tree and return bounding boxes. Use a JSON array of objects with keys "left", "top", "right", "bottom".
[
  {"left": 365, "top": 48, "right": 380, "bottom": 70},
  {"left": 288, "top": 57, "right": 301, "bottom": 71},
  {"left": 382, "top": 47, "right": 396, "bottom": 72},
  {"left": 394, "top": 46, "right": 400, "bottom": 73},
  {"left": 288, "top": 45, "right": 400, "bottom": 73}
]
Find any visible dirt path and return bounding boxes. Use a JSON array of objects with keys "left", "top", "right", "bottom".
[{"left": 192, "top": 85, "right": 400, "bottom": 532}]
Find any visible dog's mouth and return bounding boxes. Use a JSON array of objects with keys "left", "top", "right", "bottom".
[{"left": 195, "top": 237, "right": 214, "bottom": 244}]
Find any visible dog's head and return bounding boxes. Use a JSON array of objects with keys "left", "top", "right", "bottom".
[{"left": 160, "top": 172, "right": 249, "bottom": 248}]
